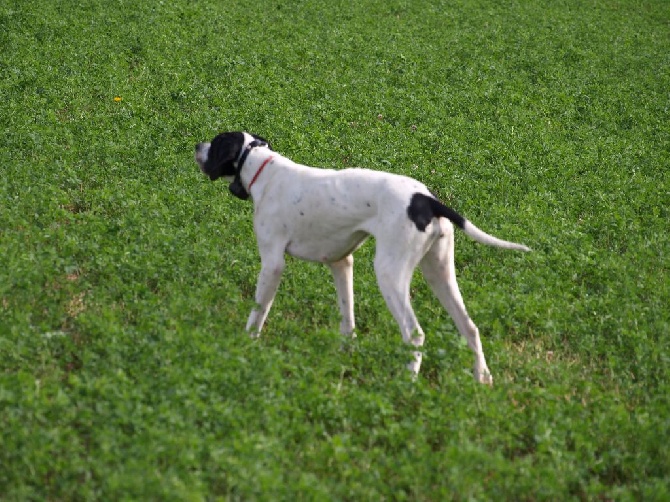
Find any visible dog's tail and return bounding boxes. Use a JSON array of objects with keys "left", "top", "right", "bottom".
[{"left": 425, "top": 195, "right": 531, "bottom": 252}]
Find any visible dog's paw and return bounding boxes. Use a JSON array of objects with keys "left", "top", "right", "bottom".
[
  {"left": 339, "top": 335, "right": 357, "bottom": 354},
  {"left": 475, "top": 369, "right": 493, "bottom": 385},
  {"left": 406, "top": 351, "right": 423, "bottom": 378}
]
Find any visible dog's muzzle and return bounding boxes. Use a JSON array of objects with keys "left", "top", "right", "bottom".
[{"left": 194, "top": 143, "right": 210, "bottom": 175}]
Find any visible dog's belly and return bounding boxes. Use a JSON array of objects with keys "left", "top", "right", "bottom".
[{"left": 286, "top": 229, "right": 369, "bottom": 263}]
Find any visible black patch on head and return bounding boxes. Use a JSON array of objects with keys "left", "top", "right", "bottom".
[
  {"left": 407, "top": 193, "right": 466, "bottom": 232},
  {"left": 203, "top": 132, "right": 245, "bottom": 181},
  {"left": 202, "top": 132, "right": 271, "bottom": 181}
]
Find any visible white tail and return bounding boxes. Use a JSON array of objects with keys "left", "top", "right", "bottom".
[{"left": 462, "top": 221, "right": 531, "bottom": 252}]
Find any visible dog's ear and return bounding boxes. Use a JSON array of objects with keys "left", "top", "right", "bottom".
[
  {"left": 203, "top": 132, "right": 245, "bottom": 181},
  {"left": 251, "top": 133, "right": 272, "bottom": 150}
]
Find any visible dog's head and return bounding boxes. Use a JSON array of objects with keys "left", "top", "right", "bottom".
[{"left": 195, "top": 131, "right": 269, "bottom": 182}]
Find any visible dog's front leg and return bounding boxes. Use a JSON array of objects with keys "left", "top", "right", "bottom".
[
  {"left": 328, "top": 255, "right": 355, "bottom": 337},
  {"left": 245, "top": 251, "right": 285, "bottom": 338}
]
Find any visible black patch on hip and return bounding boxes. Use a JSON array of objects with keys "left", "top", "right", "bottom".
[{"left": 407, "top": 192, "right": 466, "bottom": 232}]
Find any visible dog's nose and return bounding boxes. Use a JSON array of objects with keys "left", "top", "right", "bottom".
[{"left": 195, "top": 143, "right": 201, "bottom": 152}]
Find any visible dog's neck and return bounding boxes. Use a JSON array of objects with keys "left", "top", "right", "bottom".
[
  {"left": 234, "top": 132, "right": 267, "bottom": 170},
  {"left": 231, "top": 132, "right": 273, "bottom": 199}
]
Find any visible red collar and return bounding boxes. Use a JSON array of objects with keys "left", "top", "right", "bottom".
[{"left": 248, "top": 156, "right": 274, "bottom": 192}]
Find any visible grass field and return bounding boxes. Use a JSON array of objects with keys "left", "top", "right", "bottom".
[{"left": 2, "top": 0, "right": 669, "bottom": 499}]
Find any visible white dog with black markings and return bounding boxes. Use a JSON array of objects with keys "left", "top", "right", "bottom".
[{"left": 195, "top": 132, "right": 530, "bottom": 384}]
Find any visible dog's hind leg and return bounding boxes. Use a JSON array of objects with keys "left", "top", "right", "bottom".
[
  {"left": 419, "top": 223, "right": 493, "bottom": 384},
  {"left": 245, "top": 250, "right": 285, "bottom": 338},
  {"left": 374, "top": 247, "right": 425, "bottom": 376},
  {"left": 328, "top": 255, "right": 356, "bottom": 336}
]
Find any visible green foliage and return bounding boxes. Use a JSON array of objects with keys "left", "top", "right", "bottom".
[{"left": 1, "top": 0, "right": 669, "bottom": 499}]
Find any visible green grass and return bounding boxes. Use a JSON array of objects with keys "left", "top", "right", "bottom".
[{"left": 1, "top": 0, "right": 669, "bottom": 499}]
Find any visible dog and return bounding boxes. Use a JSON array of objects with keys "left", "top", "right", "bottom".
[{"left": 195, "top": 131, "right": 530, "bottom": 384}]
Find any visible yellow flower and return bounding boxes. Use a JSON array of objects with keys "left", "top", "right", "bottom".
[{"left": 114, "top": 96, "right": 122, "bottom": 102}]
